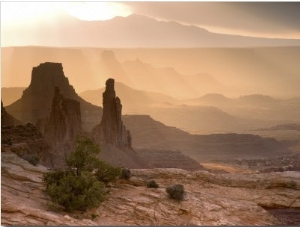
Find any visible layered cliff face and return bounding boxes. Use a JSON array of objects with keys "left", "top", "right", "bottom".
[
  {"left": 38, "top": 87, "right": 82, "bottom": 145},
  {"left": 136, "top": 149, "right": 204, "bottom": 171},
  {"left": 5, "top": 62, "right": 102, "bottom": 132},
  {"left": 92, "top": 78, "right": 131, "bottom": 148},
  {"left": 123, "top": 115, "right": 291, "bottom": 162}
]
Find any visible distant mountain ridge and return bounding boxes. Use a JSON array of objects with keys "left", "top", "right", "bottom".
[
  {"left": 2, "top": 46, "right": 300, "bottom": 98},
  {"left": 3, "top": 13, "right": 300, "bottom": 48}
]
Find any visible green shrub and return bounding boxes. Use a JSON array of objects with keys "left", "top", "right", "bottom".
[
  {"left": 95, "top": 160, "right": 121, "bottom": 185},
  {"left": 45, "top": 170, "right": 106, "bottom": 212},
  {"left": 120, "top": 168, "right": 131, "bottom": 180},
  {"left": 22, "top": 153, "right": 39, "bottom": 166},
  {"left": 147, "top": 180, "right": 159, "bottom": 188},
  {"left": 43, "top": 136, "right": 115, "bottom": 212},
  {"left": 166, "top": 184, "right": 185, "bottom": 201},
  {"left": 44, "top": 169, "right": 66, "bottom": 188},
  {"left": 66, "top": 136, "right": 101, "bottom": 175}
]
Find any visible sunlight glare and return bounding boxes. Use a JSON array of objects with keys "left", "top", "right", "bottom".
[
  {"left": 62, "top": 2, "right": 132, "bottom": 21},
  {"left": 1, "top": 2, "right": 132, "bottom": 25}
]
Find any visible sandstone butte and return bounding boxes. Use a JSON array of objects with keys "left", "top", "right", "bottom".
[
  {"left": 5, "top": 62, "right": 102, "bottom": 132},
  {"left": 2, "top": 150, "right": 300, "bottom": 226}
]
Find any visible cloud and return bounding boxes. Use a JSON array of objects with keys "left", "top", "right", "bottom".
[{"left": 127, "top": 2, "right": 300, "bottom": 38}]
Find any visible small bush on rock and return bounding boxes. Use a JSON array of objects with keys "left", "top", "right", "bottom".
[
  {"left": 45, "top": 170, "right": 106, "bottom": 212},
  {"left": 147, "top": 180, "right": 159, "bottom": 188},
  {"left": 166, "top": 184, "right": 185, "bottom": 201},
  {"left": 43, "top": 136, "right": 119, "bottom": 212},
  {"left": 95, "top": 160, "right": 121, "bottom": 185},
  {"left": 120, "top": 168, "right": 131, "bottom": 180}
]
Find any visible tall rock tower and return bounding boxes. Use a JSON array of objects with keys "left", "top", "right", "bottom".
[
  {"left": 92, "top": 78, "right": 131, "bottom": 148},
  {"left": 40, "top": 87, "right": 82, "bottom": 145},
  {"left": 5, "top": 62, "right": 102, "bottom": 132}
]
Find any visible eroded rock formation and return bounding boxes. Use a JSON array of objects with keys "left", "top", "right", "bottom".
[
  {"left": 39, "top": 87, "right": 82, "bottom": 145},
  {"left": 91, "top": 79, "right": 147, "bottom": 168},
  {"left": 5, "top": 62, "right": 102, "bottom": 131},
  {"left": 92, "top": 78, "right": 131, "bottom": 148},
  {"left": 1, "top": 123, "right": 52, "bottom": 167}
]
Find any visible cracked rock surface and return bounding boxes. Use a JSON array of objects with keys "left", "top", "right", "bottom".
[{"left": 2, "top": 151, "right": 300, "bottom": 226}]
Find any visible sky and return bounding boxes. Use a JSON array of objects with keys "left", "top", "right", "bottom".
[{"left": 1, "top": 1, "right": 300, "bottom": 47}]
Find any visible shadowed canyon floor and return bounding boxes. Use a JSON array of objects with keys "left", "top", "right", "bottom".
[{"left": 2, "top": 151, "right": 300, "bottom": 226}]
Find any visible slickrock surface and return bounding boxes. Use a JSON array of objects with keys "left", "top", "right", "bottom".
[
  {"left": 1, "top": 151, "right": 98, "bottom": 226},
  {"left": 3, "top": 151, "right": 300, "bottom": 226}
]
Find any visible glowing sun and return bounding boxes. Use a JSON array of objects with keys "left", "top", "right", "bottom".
[{"left": 63, "top": 2, "right": 132, "bottom": 21}]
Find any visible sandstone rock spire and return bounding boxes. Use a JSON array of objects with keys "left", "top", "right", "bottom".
[
  {"left": 92, "top": 78, "right": 131, "bottom": 148},
  {"left": 41, "top": 87, "right": 82, "bottom": 145}
]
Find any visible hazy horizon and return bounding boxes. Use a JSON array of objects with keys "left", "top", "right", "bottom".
[
  {"left": 1, "top": 2, "right": 300, "bottom": 48},
  {"left": 2, "top": 2, "right": 300, "bottom": 122}
]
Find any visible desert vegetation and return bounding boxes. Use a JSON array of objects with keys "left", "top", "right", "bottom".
[
  {"left": 147, "top": 180, "right": 159, "bottom": 188},
  {"left": 166, "top": 184, "right": 185, "bottom": 201},
  {"left": 43, "top": 136, "right": 121, "bottom": 212}
]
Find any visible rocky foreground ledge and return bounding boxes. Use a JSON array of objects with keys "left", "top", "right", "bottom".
[{"left": 2, "top": 151, "right": 300, "bottom": 226}]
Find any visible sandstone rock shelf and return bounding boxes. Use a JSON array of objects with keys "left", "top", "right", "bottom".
[{"left": 3, "top": 151, "right": 300, "bottom": 225}]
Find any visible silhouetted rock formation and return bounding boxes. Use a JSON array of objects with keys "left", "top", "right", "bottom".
[
  {"left": 91, "top": 79, "right": 147, "bottom": 169},
  {"left": 38, "top": 87, "right": 82, "bottom": 145},
  {"left": 1, "top": 101, "right": 20, "bottom": 127},
  {"left": 5, "top": 62, "right": 102, "bottom": 132},
  {"left": 92, "top": 78, "right": 131, "bottom": 148}
]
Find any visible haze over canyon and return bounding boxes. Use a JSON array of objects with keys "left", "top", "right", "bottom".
[{"left": 1, "top": 2, "right": 300, "bottom": 226}]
